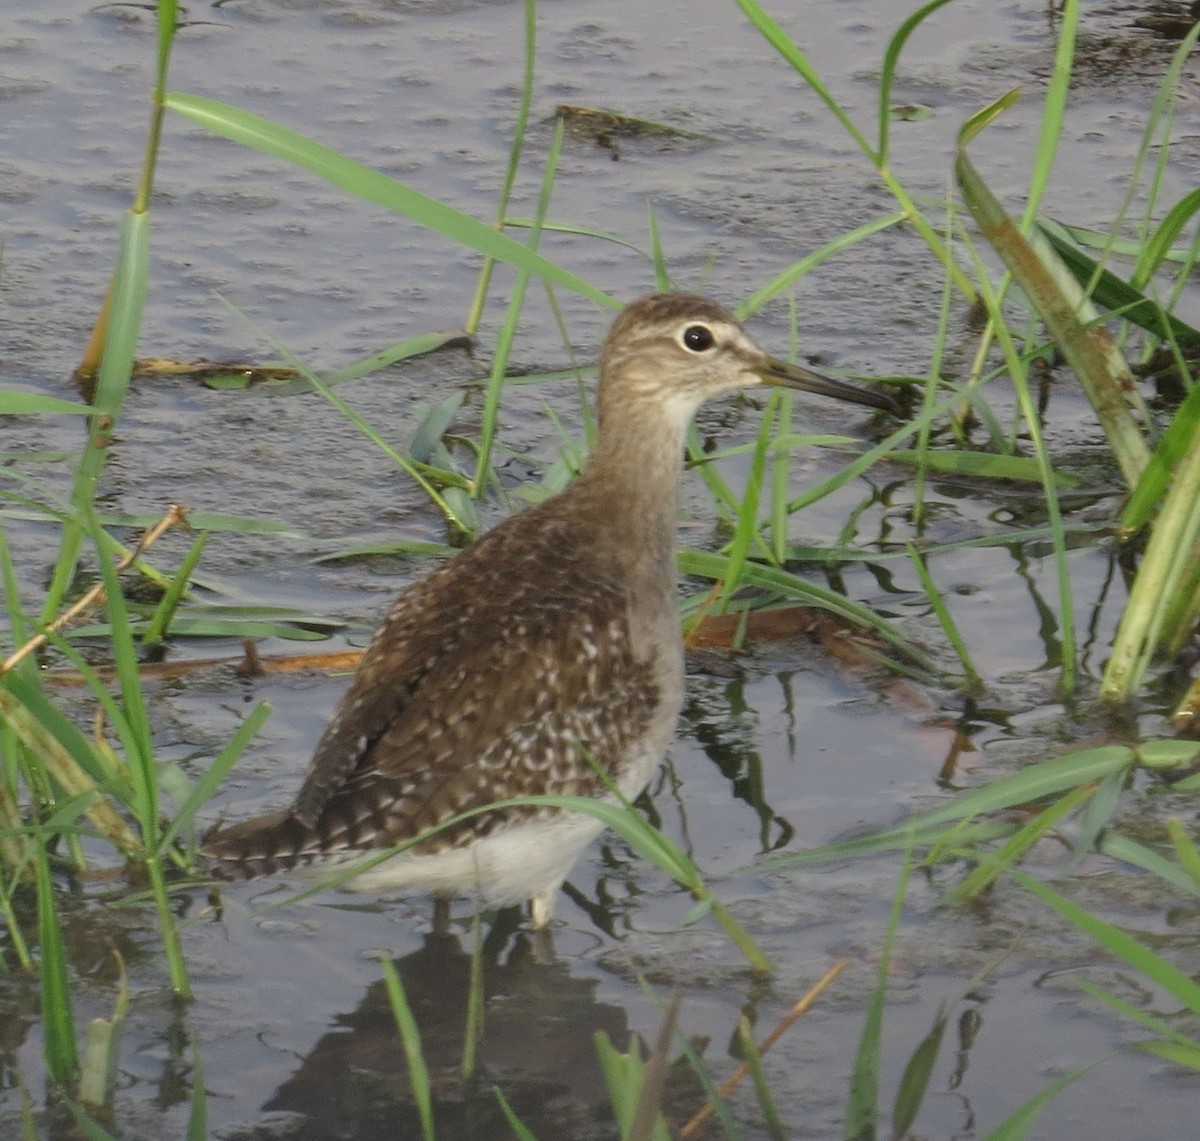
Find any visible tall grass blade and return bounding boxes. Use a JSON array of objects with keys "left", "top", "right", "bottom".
[
  {"left": 186, "top": 1038, "right": 208, "bottom": 1141},
  {"left": 737, "top": 212, "right": 907, "bottom": 318},
  {"left": 956, "top": 94, "right": 1151, "bottom": 488},
  {"left": 494, "top": 1088, "right": 539, "bottom": 1140},
  {"left": 44, "top": 209, "right": 150, "bottom": 619},
  {"left": 0, "top": 394, "right": 92, "bottom": 416},
  {"left": 158, "top": 701, "right": 273, "bottom": 856},
  {"left": 906, "top": 542, "right": 980, "bottom": 690},
  {"left": 1102, "top": 409, "right": 1200, "bottom": 700},
  {"left": 1122, "top": 383, "right": 1200, "bottom": 532},
  {"left": 734, "top": 0, "right": 976, "bottom": 302},
  {"left": 62, "top": 1100, "right": 123, "bottom": 1141},
  {"left": 472, "top": 114, "right": 565, "bottom": 493},
  {"left": 1076, "top": 979, "right": 1200, "bottom": 1054},
  {"left": 877, "top": 0, "right": 959, "bottom": 163},
  {"left": 85, "top": 506, "right": 191, "bottom": 996},
  {"left": 948, "top": 782, "right": 1095, "bottom": 901},
  {"left": 33, "top": 820, "right": 77, "bottom": 1085},
  {"left": 464, "top": 0, "right": 538, "bottom": 333},
  {"left": 954, "top": 169, "right": 1079, "bottom": 690},
  {"left": 845, "top": 848, "right": 914, "bottom": 1140},
  {"left": 142, "top": 530, "right": 207, "bottom": 647},
  {"left": 165, "top": 94, "right": 615, "bottom": 309},
  {"left": 1038, "top": 220, "right": 1200, "bottom": 349},
  {"left": 379, "top": 956, "right": 436, "bottom": 1141},
  {"left": 593, "top": 1027, "right": 672, "bottom": 1141}
]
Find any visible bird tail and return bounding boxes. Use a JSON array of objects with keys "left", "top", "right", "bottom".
[{"left": 200, "top": 811, "right": 324, "bottom": 880}]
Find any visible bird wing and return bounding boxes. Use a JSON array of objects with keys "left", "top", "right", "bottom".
[{"left": 284, "top": 510, "right": 663, "bottom": 850}]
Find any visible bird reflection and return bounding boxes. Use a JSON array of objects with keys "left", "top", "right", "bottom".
[{"left": 258, "top": 923, "right": 632, "bottom": 1141}]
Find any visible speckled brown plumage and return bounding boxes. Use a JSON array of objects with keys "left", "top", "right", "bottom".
[{"left": 201, "top": 292, "right": 894, "bottom": 925}]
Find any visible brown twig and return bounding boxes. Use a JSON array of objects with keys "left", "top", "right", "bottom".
[
  {"left": 1, "top": 504, "right": 190, "bottom": 675},
  {"left": 677, "top": 958, "right": 849, "bottom": 1139}
]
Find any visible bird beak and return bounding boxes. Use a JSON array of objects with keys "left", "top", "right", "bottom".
[{"left": 756, "top": 356, "right": 897, "bottom": 414}]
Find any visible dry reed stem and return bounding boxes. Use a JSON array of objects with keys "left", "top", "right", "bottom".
[
  {"left": 678, "top": 958, "right": 849, "bottom": 1139},
  {"left": 1, "top": 504, "right": 189, "bottom": 675}
]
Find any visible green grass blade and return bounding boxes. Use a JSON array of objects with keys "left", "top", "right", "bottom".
[
  {"left": 1015, "top": 871, "right": 1200, "bottom": 1013},
  {"left": 1165, "top": 818, "right": 1200, "bottom": 891},
  {"left": 948, "top": 782, "right": 1095, "bottom": 901},
  {"left": 1038, "top": 220, "right": 1200, "bottom": 349},
  {"left": 755, "top": 746, "right": 1135, "bottom": 873},
  {"left": 877, "top": 0, "right": 959, "bottom": 162},
  {"left": 43, "top": 209, "right": 150, "bottom": 620},
  {"left": 378, "top": 956, "right": 436, "bottom": 1141},
  {"left": 646, "top": 201, "right": 671, "bottom": 292},
  {"left": 736, "top": 212, "right": 906, "bottom": 318},
  {"left": 464, "top": 0, "right": 538, "bottom": 333},
  {"left": 719, "top": 394, "right": 779, "bottom": 605},
  {"left": 61, "top": 1100, "right": 122, "bottom": 1141},
  {"left": 679, "top": 549, "right": 931, "bottom": 670},
  {"left": 906, "top": 541, "right": 980, "bottom": 691},
  {"left": 1135, "top": 186, "right": 1200, "bottom": 288},
  {"left": 957, "top": 96, "right": 1151, "bottom": 489},
  {"left": 1095, "top": 832, "right": 1200, "bottom": 898},
  {"left": 736, "top": 1015, "right": 787, "bottom": 1140},
  {"left": 165, "top": 93, "right": 615, "bottom": 309},
  {"left": 1122, "top": 382, "right": 1200, "bottom": 532},
  {"left": 1102, "top": 422, "right": 1200, "bottom": 701},
  {"left": 142, "top": 530, "right": 208, "bottom": 646},
  {"left": 845, "top": 849, "right": 914, "bottom": 1140},
  {"left": 186, "top": 1038, "right": 208, "bottom": 1141},
  {"left": 472, "top": 113, "right": 565, "bottom": 493},
  {"left": 159, "top": 701, "right": 272, "bottom": 856},
  {"left": 1020, "top": 0, "right": 1078, "bottom": 227},
  {"left": 982, "top": 1057, "right": 1104, "bottom": 1141},
  {"left": 1077, "top": 978, "right": 1200, "bottom": 1052},
  {"left": 33, "top": 822, "right": 77, "bottom": 1085},
  {"left": 494, "top": 1088, "right": 540, "bottom": 1141},
  {"left": 251, "top": 330, "right": 469, "bottom": 395}
]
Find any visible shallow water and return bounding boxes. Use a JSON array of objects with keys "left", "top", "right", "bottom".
[{"left": 3, "top": 0, "right": 1200, "bottom": 1138}]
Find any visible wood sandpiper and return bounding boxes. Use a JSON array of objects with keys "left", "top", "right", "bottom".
[{"left": 202, "top": 292, "right": 895, "bottom": 928}]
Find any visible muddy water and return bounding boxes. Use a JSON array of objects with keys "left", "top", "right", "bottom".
[{"left": 3, "top": 1, "right": 1199, "bottom": 1138}]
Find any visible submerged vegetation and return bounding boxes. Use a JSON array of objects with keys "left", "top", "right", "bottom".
[{"left": 2, "top": 0, "right": 1200, "bottom": 1136}]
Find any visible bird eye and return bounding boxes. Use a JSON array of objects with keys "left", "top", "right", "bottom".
[{"left": 681, "top": 324, "right": 715, "bottom": 353}]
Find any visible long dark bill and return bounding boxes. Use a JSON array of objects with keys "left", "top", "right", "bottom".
[{"left": 757, "top": 356, "right": 897, "bottom": 414}]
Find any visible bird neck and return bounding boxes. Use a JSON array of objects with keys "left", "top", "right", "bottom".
[{"left": 573, "top": 393, "right": 692, "bottom": 577}]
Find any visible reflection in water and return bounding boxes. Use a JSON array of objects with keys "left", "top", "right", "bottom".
[{"left": 250, "top": 925, "right": 631, "bottom": 1141}]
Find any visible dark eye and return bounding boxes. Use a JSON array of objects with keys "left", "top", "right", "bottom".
[{"left": 682, "top": 324, "right": 715, "bottom": 352}]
